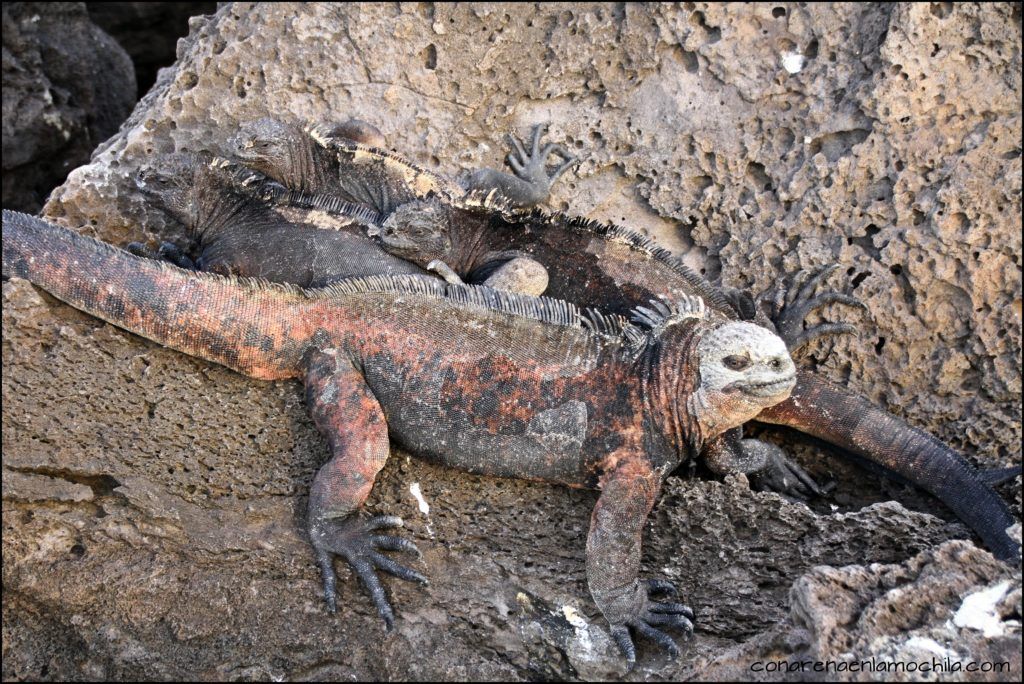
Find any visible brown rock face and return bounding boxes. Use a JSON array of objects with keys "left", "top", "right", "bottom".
[{"left": 3, "top": 3, "right": 1021, "bottom": 680}]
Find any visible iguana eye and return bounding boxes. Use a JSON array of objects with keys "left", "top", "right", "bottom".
[{"left": 722, "top": 354, "right": 751, "bottom": 371}]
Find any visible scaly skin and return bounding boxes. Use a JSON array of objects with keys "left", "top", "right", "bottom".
[
  {"left": 229, "top": 119, "right": 560, "bottom": 294},
  {"left": 3, "top": 209, "right": 798, "bottom": 667},
  {"left": 226, "top": 139, "right": 1020, "bottom": 562},
  {"left": 133, "top": 154, "right": 428, "bottom": 287}
]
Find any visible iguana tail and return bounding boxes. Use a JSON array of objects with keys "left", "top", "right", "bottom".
[
  {"left": 757, "top": 370, "right": 1020, "bottom": 561},
  {"left": 2, "top": 210, "right": 312, "bottom": 380}
]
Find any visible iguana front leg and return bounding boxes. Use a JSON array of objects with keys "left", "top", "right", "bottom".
[
  {"left": 767, "top": 264, "right": 867, "bottom": 351},
  {"left": 125, "top": 241, "right": 197, "bottom": 270},
  {"left": 588, "top": 463, "right": 694, "bottom": 669},
  {"left": 703, "top": 429, "right": 825, "bottom": 500},
  {"left": 305, "top": 348, "right": 427, "bottom": 629},
  {"left": 461, "top": 123, "right": 577, "bottom": 207}
]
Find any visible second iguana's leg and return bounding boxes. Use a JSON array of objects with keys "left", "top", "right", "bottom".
[
  {"left": 125, "top": 241, "right": 196, "bottom": 270},
  {"left": 304, "top": 348, "right": 427, "bottom": 629},
  {"left": 766, "top": 264, "right": 868, "bottom": 352},
  {"left": 461, "top": 123, "right": 577, "bottom": 207},
  {"left": 588, "top": 461, "right": 694, "bottom": 670},
  {"left": 425, "top": 260, "right": 465, "bottom": 285},
  {"left": 702, "top": 429, "right": 826, "bottom": 500}
]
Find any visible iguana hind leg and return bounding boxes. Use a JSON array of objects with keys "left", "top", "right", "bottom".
[
  {"left": 305, "top": 348, "right": 426, "bottom": 629},
  {"left": 461, "top": 123, "right": 577, "bottom": 207},
  {"left": 767, "top": 264, "right": 867, "bottom": 351}
]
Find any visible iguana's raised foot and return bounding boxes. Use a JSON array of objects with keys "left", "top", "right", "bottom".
[
  {"left": 746, "top": 440, "right": 828, "bottom": 500},
  {"left": 768, "top": 264, "right": 867, "bottom": 352},
  {"left": 125, "top": 241, "right": 196, "bottom": 270},
  {"left": 461, "top": 123, "right": 578, "bottom": 207},
  {"left": 310, "top": 514, "right": 426, "bottom": 630},
  {"left": 609, "top": 579, "right": 694, "bottom": 671}
]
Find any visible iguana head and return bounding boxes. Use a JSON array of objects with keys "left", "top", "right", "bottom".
[
  {"left": 636, "top": 297, "right": 795, "bottom": 448},
  {"left": 691, "top": 321, "right": 796, "bottom": 437},
  {"left": 230, "top": 118, "right": 297, "bottom": 179},
  {"left": 369, "top": 200, "right": 452, "bottom": 265},
  {"left": 135, "top": 153, "right": 204, "bottom": 224}
]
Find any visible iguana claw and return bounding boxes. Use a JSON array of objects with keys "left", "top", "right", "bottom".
[
  {"left": 609, "top": 579, "right": 694, "bottom": 670},
  {"left": 768, "top": 263, "right": 867, "bottom": 352},
  {"left": 747, "top": 440, "right": 829, "bottom": 500},
  {"left": 310, "top": 514, "right": 427, "bottom": 629}
]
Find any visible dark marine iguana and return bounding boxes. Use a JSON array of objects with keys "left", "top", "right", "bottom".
[
  {"left": 127, "top": 153, "right": 429, "bottom": 287},
  {"left": 3, "top": 209, "right": 806, "bottom": 667},
  {"left": 229, "top": 118, "right": 577, "bottom": 295},
  {"left": 216, "top": 127, "right": 1020, "bottom": 563}
]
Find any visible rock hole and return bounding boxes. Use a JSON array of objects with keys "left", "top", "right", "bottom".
[
  {"left": 805, "top": 39, "right": 818, "bottom": 60},
  {"left": 929, "top": 2, "right": 953, "bottom": 19},
  {"left": 422, "top": 43, "right": 437, "bottom": 70},
  {"left": 874, "top": 337, "right": 886, "bottom": 354},
  {"left": 851, "top": 271, "right": 870, "bottom": 288},
  {"left": 70, "top": 543, "right": 86, "bottom": 558},
  {"left": 889, "top": 264, "right": 903, "bottom": 275},
  {"left": 772, "top": 7, "right": 786, "bottom": 18},
  {"left": 681, "top": 48, "right": 699, "bottom": 73}
]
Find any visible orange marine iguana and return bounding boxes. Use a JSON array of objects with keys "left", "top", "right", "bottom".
[
  {"left": 3, "top": 208, "right": 808, "bottom": 667},
  {"left": 217, "top": 121, "right": 1020, "bottom": 565}
]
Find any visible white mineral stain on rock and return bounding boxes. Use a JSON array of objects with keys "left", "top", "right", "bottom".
[
  {"left": 560, "top": 605, "right": 594, "bottom": 655},
  {"left": 953, "top": 580, "right": 1012, "bottom": 638},
  {"left": 902, "top": 636, "right": 957, "bottom": 659},
  {"left": 781, "top": 52, "right": 805, "bottom": 74},
  {"left": 409, "top": 482, "right": 430, "bottom": 516},
  {"left": 561, "top": 604, "right": 587, "bottom": 629}
]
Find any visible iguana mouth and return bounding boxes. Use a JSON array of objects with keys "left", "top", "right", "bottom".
[{"left": 736, "top": 374, "right": 797, "bottom": 398}]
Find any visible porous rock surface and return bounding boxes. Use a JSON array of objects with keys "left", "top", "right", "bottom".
[
  {"left": 3, "top": 3, "right": 1021, "bottom": 681},
  {"left": 1, "top": 2, "right": 136, "bottom": 212}
]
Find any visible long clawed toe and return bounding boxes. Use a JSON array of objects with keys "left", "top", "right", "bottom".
[
  {"left": 311, "top": 514, "right": 427, "bottom": 630},
  {"left": 770, "top": 263, "right": 868, "bottom": 352}
]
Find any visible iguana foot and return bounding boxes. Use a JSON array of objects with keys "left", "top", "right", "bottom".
[
  {"left": 310, "top": 514, "right": 427, "bottom": 630},
  {"left": 609, "top": 579, "right": 694, "bottom": 671},
  {"left": 768, "top": 264, "right": 867, "bottom": 351},
  {"left": 745, "top": 439, "right": 829, "bottom": 500},
  {"left": 461, "top": 123, "right": 577, "bottom": 207},
  {"left": 507, "top": 122, "right": 577, "bottom": 189},
  {"left": 125, "top": 241, "right": 196, "bottom": 270},
  {"left": 426, "top": 260, "right": 466, "bottom": 285}
]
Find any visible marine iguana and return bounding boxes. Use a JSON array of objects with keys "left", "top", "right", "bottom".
[
  {"left": 229, "top": 119, "right": 576, "bottom": 295},
  {"left": 3, "top": 209, "right": 804, "bottom": 667},
  {"left": 127, "top": 153, "right": 428, "bottom": 286},
  {"left": 220, "top": 134, "right": 1020, "bottom": 563}
]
